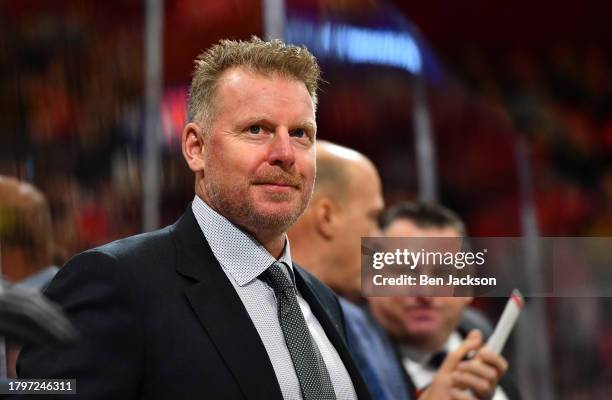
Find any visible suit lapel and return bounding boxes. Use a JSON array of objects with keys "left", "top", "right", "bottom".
[
  {"left": 294, "top": 266, "right": 373, "bottom": 399},
  {"left": 171, "top": 209, "right": 283, "bottom": 400},
  {"left": 294, "top": 266, "right": 344, "bottom": 342}
]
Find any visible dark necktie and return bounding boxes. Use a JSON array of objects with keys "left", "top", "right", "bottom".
[
  {"left": 261, "top": 262, "right": 336, "bottom": 400},
  {"left": 427, "top": 351, "right": 448, "bottom": 369}
]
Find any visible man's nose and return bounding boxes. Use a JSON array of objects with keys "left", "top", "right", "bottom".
[{"left": 267, "top": 128, "right": 295, "bottom": 168}]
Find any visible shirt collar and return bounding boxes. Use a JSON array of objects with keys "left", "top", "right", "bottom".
[{"left": 191, "top": 195, "right": 293, "bottom": 286}]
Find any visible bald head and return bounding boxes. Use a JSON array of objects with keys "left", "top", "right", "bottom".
[
  {"left": 0, "top": 176, "right": 54, "bottom": 281},
  {"left": 314, "top": 141, "right": 368, "bottom": 201},
  {"left": 289, "top": 141, "right": 384, "bottom": 297}
]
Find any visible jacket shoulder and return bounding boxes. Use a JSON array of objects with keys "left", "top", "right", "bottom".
[
  {"left": 52, "top": 225, "right": 176, "bottom": 289},
  {"left": 94, "top": 226, "right": 174, "bottom": 261}
]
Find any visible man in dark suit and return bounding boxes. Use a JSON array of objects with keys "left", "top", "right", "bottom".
[
  {"left": 17, "top": 37, "right": 371, "bottom": 400},
  {"left": 369, "top": 202, "right": 521, "bottom": 400}
]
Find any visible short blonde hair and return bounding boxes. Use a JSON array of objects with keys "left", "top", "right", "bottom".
[{"left": 187, "top": 36, "right": 321, "bottom": 125}]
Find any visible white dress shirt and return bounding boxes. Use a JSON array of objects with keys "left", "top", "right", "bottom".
[
  {"left": 401, "top": 331, "right": 509, "bottom": 400},
  {"left": 192, "top": 196, "right": 357, "bottom": 400}
]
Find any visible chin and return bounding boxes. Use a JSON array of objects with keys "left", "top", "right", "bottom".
[
  {"left": 257, "top": 199, "right": 306, "bottom": 218},
  {"left": 405, "top": 320, "right": 441, "bottom": 335},
  {"left": 404, "top": 330, "right": 440, "bottom": 346},
  {"left": 249, "top": 207, "right": 301, "bottom": 230}
]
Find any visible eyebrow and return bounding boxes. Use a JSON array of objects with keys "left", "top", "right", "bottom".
[
  {"left": 296, "top": 120, "right": 317, "bottom": 132},
  {"left": 238, "top": 116, "right": 317, "bottom": 132}
]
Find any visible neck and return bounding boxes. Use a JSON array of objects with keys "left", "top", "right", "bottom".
[
  {"left": 194, "top": 186, "right": 288, "bottom": 259},
  {"left": 290, "top": 239, "right": 326, "bottom": 273},
  {"left": 290, "top": 237, "right": 355, "bottom": 294},
  {"left": 254, "top": 232, "right": 287, "bottom": 259},
  {"left": 401, "top": 336, "right": 447, "bottom": 354},
  {"left": 2, "top": 250, "right": 48, "bottom": 283}
]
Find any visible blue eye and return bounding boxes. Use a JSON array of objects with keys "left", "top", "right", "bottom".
[
  {"left": 291, "top": 129, "right": 305, "bottom": 138},
  {"left": 248, "top": 125, "right": 261, "bottom": 134}
]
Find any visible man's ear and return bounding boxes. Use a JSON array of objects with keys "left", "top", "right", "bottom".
[
  {"left": 313, "top": 197, "right": 339, "bottom": 240},
  {"left": 182, "top": 122, "right": 206, "bottom": 172}
]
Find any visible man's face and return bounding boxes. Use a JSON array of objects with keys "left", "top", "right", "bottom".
[
  {"left": 369, "top": 220, "right": 471, "bottom": 351},
  {"left": 332, "top": 162, "right": 384, "bottom": 294},
  {"left": 200, "top": 67, "right": 316, "bottom": 237}
]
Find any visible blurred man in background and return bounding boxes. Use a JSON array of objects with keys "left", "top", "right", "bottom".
[
  {"left": 370, "top": 202, "right": 520, "bottom": 400},
  {"left": 289, "top": 145, "right": 513, "bottom": 400},
  {"left": 0, "top": 176, "right": 58, "bottom": 286},
  {"left": 289, "top": 141, "right": 411, "bottom": 400},
  {"left": 289, "top": 140, "right": 385, "bottom": 301},
  {"left": 0, "top": 175, "right": 59, "bottom": 378}
]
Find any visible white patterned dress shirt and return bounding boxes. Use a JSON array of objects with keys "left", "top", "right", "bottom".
[{"left": 192, "top": 196, "right": 357, "bottom": 400}]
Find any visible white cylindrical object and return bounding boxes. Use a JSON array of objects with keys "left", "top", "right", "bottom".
[
  {"left": 487, "top": 289, "right": 524, "bottom": 354},
  {"left": 465, "top": 289, "right": 524, "bottom": 397}
]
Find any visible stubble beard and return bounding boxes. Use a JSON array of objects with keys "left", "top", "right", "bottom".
[{"left": 204, "top": 174, "right": 312, "bottom": 237}]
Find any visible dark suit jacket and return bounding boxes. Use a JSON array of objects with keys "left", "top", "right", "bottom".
[{"left": 17, "top": 208, "right": 372, "bottom": 400}]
